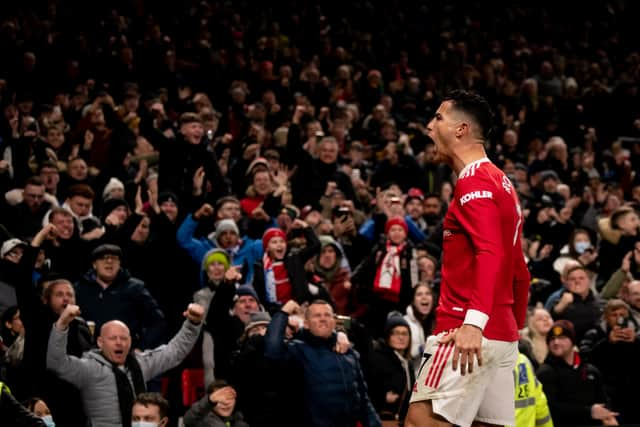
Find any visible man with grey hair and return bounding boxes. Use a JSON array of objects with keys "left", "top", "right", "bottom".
[{"left": 287, "top": 104, "right": 355, "bottom": 207}]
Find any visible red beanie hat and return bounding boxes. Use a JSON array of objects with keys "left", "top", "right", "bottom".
[
  {"left": 385, "top": 216, "right": 408, "bottom": 235},
  {"left": 262, "top": 228, "right": 287, "bottom": 250}
]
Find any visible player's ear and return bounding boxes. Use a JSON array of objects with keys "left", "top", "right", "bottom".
[{"left": 455, "top": 121, "right": 469, "bottom": 138}]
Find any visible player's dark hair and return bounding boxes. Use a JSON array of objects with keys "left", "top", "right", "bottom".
[{"left": 443, "top": 90, "right": 494, "bottom": 140}]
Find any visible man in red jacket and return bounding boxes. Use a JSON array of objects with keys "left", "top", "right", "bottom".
[{"left": 407, "top": 90, "right": 530, "bottom": 427}]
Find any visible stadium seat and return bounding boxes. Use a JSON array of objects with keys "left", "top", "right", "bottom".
[{"left": 181, "top": 368, "right": 205, "bottom": 407}]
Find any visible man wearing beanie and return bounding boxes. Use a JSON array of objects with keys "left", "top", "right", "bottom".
[
  {"left": 177, "top": 202, "right": 263, "bottom": 285},
  {"left": 155, "top": 191, "right": 179, "bottom": 223},
  {"left": 536, "top": 320, "right": 617, "bottom": 426},
  {"left": 194, "top": 248, "right": 245, "bottom": 384},
  {"left": 364, "top": 311, "right": 414, "bottom": 424},
  {"left": 101, "top": 197, "right": 130, "bottom": 229},
  {"left": 194, "top": 248, "right": 232, "bottom": 309},
  {"left": 201, "top": 270, "right": 262, "bottom": 382}
]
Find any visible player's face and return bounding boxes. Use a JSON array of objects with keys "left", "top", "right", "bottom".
[{"left": 427, "top": 101, "right": 459, "bottom": 164}]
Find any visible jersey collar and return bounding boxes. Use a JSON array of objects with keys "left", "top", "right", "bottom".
[{"left": 458, "top": 157, "right": 490, "bottom": 179}]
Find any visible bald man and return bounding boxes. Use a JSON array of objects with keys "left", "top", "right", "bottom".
[{"left": 47, "top": 303, "right": 204, "bottom": 427}]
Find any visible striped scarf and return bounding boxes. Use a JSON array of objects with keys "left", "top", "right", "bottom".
[{"left": 263, "top": 253, "right": 292, "bottom": 304}]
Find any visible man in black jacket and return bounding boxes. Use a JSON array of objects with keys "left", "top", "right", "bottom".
[
  {"left": 13, "top": 223, "right": 93, "bottom": 427},
  {"left": 155, "top": 112, "right": 226, "bottom": 204},
  {"left": 537, "top": 320, "right": 618, "bottom": 426},
  {"left": 229, "top": 311, "right": 303, "bottom": 427},
  {"left": 74, "top": 244, "right": 167, "bottom": 350},
  {"left": 286, "top": 106, "right": 355, "bottom": 208}
]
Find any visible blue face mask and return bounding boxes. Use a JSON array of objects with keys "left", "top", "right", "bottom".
[
  {"left": 131, "top": 422, "right": 158, "bottom": 427},
  {"left": 41, "top": 415, "right": 55, "bottom": 427},
  {"left": 574, "top": 241, "right": 591, "bottom": 254}
]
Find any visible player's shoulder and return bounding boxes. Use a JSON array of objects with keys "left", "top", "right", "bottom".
[
  {"left": 455, "top": 160, "right": 513, "bottom": 206},
  {"left": 456, "top": 159, "right": 500, "bottom": 189}
]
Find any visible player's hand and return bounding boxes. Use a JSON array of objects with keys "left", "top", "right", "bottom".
[{"left": 443, "top": 324, "right": 483, "bottom": 375}]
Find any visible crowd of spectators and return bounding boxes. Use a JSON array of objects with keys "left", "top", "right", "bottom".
[{"left": 1, "top": 0, "right": 640, "bottom": 426}]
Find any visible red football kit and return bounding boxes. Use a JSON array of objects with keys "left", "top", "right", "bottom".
[{"left": 434, "top": 158, "right": 530, "bottom": 341}]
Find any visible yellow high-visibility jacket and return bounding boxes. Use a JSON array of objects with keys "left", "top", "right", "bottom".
[{"left": 512, "top": 353, "right": 554, "bottom": 427}]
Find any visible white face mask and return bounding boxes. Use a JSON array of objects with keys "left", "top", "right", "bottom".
[
  {"left": 131, "top": 422, "right": 158, "bottom": 427},
  {"left": 574, "top": 241, "right": 591, "bottom": 254}
]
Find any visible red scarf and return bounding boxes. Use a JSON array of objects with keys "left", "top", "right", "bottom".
[
  {"left": 263, "top": 254, "right": 293, "bottom": 304},
  {"left": 373, "top": 241, "right": 405, "bottom": 303}
]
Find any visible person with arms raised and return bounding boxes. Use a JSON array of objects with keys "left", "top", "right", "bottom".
[{"left": 47, "top": 302, "right": 204, "bottom": 427}]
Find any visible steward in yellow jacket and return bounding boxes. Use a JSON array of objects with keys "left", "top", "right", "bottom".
[{"left": 512, "top": 353, "right": 553, "bottom": 427}]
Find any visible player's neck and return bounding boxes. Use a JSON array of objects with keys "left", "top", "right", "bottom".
[{"left": 450, "top": 143, "right": 488, "bottom": 176}]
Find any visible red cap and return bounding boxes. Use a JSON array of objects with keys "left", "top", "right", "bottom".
[
  {"left": 385, "top": 216, "right": 408, "bottom": 235},
  {"left": 408, "top": 188, "right": 424, "bottom": 199},
  {"left": 262, "top": 228, "right": 286, "bottom": 250}
]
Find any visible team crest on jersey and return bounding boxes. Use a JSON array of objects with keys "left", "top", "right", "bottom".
[
  {"left": 459, "top": 190, "right": 492, "bottom": 206},
  {"left": 443, "top": 230, "right": 453, "bottom": 238}
]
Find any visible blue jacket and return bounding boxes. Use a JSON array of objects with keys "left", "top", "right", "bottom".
[
  {"left": 265, "top": 311, "right": 381, "bottom": 427},
  {"left": 176, "top": 214, "right": 263, "bottom": 285}
]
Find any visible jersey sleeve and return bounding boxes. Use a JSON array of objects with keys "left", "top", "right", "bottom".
[
  {"left": 454, "top": 176, "right": 504, "bottom": 330},
  {"left": 513, "top": 236, "right": 531, "bottom": 329}
]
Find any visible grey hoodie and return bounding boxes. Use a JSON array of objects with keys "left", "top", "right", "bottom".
[{"left": 47, "top": 319, "right": 202, "bottom": 427}]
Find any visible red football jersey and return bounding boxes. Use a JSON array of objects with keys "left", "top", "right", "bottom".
[{"left": 434, "top": 158, "right": 530, "bottom": 341}]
